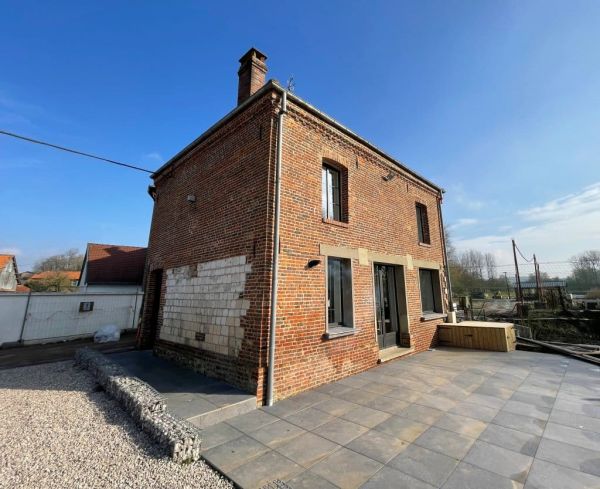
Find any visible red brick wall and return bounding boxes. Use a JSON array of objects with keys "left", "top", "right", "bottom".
[
  {"left": 271, "top": 96, "right": 447, "bottom": 400},
  {"left": 141, "top": 86, "right": 448, "bottom": 404},
  {"left": 140, "top": 93, "right": 278, "bottom": 398}
]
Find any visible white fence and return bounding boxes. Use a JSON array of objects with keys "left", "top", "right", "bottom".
[{"left": 0, "top": 291, "right": 143, "bottom": 346}]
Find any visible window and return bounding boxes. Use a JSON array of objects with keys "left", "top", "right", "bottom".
[
  {"left": 327, "top": 257, "right": 353, "bottom": 328},
  {"left": 416, "top": 203, "right": 430, "bottom": 244},
  {"left": 419, "top": 269, "right": 442, "bottom": 314},
  {"left": 79, "top": 301, "right": 94, "bottom": 312},
  {"left": 322, "top": 164, "right": 341, "bottom": 221}
]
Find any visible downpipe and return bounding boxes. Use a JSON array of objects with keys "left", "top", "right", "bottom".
[
  {"left": 266, "top": 89, "right": 287, "bottom": 406},
  {"left": 437, "top": 191, "right": 456, "bottom": 323}
]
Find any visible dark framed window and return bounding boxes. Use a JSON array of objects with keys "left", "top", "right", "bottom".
[
  {"left": 416, "top": 203, "right": 430, "bottom": 244},
  {"left": 322, "top": 164, "right": 342, "bottom": 221},
  {"left": 327, "top": 257, "right": 353, "bottom": 328},
  {"left": 419, "top": 269, "right": 442, "bottom": 314},
  {"left": 79, "top": 301, "right": 94, "bottom": 312}
]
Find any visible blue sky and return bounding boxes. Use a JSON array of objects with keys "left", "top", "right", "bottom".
[{"left": 1, "top": 0, "right": 599, "bottom": 271}]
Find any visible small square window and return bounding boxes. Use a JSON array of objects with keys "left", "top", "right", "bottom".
[
  {"left": 79, "top": 301, "right": 94, "bottom": 312},
  {"left": 327, "top": 257, "right": 353, "bottom": 328},
  {"left": 416, "top": 203, "right": 430, "bottom": 244},
  {"left": 419, "top": 269, "right": 442, "bottom": 314}
]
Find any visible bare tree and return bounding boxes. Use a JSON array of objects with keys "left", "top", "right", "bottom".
[
  {"left": 34, "top": 248, "right": 83, "bottom": 272},
  {"left": 484, "top": 253, "right": 497, "bottom": 280}
]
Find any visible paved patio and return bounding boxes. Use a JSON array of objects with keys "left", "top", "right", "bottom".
[
  {"left": 110, "top": 350, "right": 256, "bottom": 427},
  {"left": 201, "top": 347, "right": 600, "bottom": 489}
]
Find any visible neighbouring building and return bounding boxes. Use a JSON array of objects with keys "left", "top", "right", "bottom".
[
  {"left": 139, "top": 48, "right": 450, "bottom": 403},
  {"left": 28, "top": 271, "right": 81, "bottom": 291},
  {"left": 0, "top": 255, "right": 19, "bottom": 292},
  {"left": 78, "top": 243, "right": 147, "bottom": 293}
]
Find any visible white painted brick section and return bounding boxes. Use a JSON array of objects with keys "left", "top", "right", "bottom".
[{"left": 160, "top": 256, "right": 251, "bottom": 356}]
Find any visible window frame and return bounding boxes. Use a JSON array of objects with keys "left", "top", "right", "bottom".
[
  {"left": 416, "top": 203, "right": 431, "bottom": 245},
  {"left": 325, "top": 256, "right": 355, "bottom": 337},
  {"left": 322, "top": 163, "right": 342, "bottom": 222},
  {"left": 418, "top": 268, "right": 443, "bottom": 316}
]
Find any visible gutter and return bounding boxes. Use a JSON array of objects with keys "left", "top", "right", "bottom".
[{"left": 266, "top": 89, "right": 287, "bottom": 406}]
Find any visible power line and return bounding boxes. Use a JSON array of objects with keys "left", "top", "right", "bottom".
[
  {"left": 514, "top": 243, "right": 534, "bottom": 263},
  {"left": 0, "top": 129, "right": 154, "bottom": 174}
]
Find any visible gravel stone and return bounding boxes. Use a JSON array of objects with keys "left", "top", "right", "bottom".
[{"left": 0, "top": 361, "right": 233, "bottom": 489}]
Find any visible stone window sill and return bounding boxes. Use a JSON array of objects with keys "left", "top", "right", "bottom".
[
  {"left": 418, "top": 242, "right": 432, "bottom": 248},
  {"left": 421, "top": 313, "right": 447, "bottom": 322},
  {"left": 322, "top": 218, "right": 349, "bottom": 229},
  {"left": 323, "top": 326, "right": 356, "bottom": 339}
]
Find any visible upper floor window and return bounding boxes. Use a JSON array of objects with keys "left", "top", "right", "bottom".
[
  {"left": 322, "top": 164, "right": 342, "bottom": 221},
  {"left": 416, "top": 203, "right": 430, "bottom": 244}
]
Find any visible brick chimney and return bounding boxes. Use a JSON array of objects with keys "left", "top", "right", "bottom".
[{"left": 237, "top": 48, "right": 268, "bottom": 105}]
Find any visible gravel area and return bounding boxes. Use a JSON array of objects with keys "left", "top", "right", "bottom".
[{"left": 0, "top": 361, "right": 233, "bottom": 489}]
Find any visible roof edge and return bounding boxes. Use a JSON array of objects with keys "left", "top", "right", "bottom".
[{"left": 153, "top": 80, "right": 442, "bottom": 192}]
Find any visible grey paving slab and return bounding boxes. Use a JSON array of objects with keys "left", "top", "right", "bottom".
[
  {"left": 284, "top": 406, "right": 336, "bottom": 431},
  {"left": 383, "top": 386, "right": 423, "bottom": 403},
  {"left": 314, "top": 397, "right": 360, "bottom": 417},
  {"left": 202, "top": 434, "right": 270, "bottom": 473},
  {"left": 543, "top": 422, "right": 600, "bottom": 452},
  {"left": 276, "top": 431, "right": 341, "bottom": 468},
  {"left": 373, "top": 415, "right": 429, "bottom": 443},
  {"left": 536, "top": 437, "right": 600, "bottom": 478},
  {"left": 442, "top": 462, "right": 524, "bottom": 489},
  {"left": 502, "top": 399, "right": 551, "bottom": 421},
  {"left": 370, "top": 395, "right": 410, "bottom": 415},
  {"left": 549, "top": 408, "right": 600, "bottom": 434},
  {"left": 286, "top": 470, "right": 339, "bottom": 489},
  {"left": 248, "top": 419, "right": 307, "bottom": 448},
  {"left": 524, "top": 459, "right": 600, "bottom": 489},
  {"left": 554, "top": 398, "right": 600, "bottom": 419},
  {"left": 311, "top": 447, "right": 383, "bottom": 489},
  {"left": 414, "top": 426, "right": 475, "bottom": 460},
  {"left": 398, "top": 403, "right": 444, "bottom": 424},
  {"left": 473, "top": 383, "right": 515, "bottom": 400},
  {"left": 463, "top": 440, "right": 533, "bottom": 483},
  {"left": 315, "top": 417, "right": 369, "bottom": 445},
  {"left": 478, "top": 423, "right": 541, "bottom": 456},
  {"left": 346, "top": 429, "right": 409, "bottom": 464},
  {"left": 510, "top": 390, "right": 556, "bottom": 409},
  {"left": 359, "top": 466, "right": 437, "bottom": 489},
  {"left": 449, "top": 400, "right": 500, "bottom": 422},
  {"left": 361, "top": 381, "right": 396, "bottom": 395},
  {"left": 226, "top": 409, "right": 279, "bottom": 433},
  {"left": 200, "top": 422, "right": 244, "bottom": 451},
  {"left": 415, "top": 393, "right": 458, "bottom": 411},
  {"left": 337, "top": 387, "right": 380, "bottom": 406},
  {"left": 463, "top": 392, "right": 507, "bottom": 409},
  {"left": 228, "top": 450, "right": 303, "bottom": 489},
  {"left": 492, "top": 411, "right": 547, "bottom": 436},
  {"left": 340, "top": 405, "right": 391, "bottom": 428},
  {"left": 388, "top": 444, "right": 459, "bottom": 487},
  {"left": 434, "top": 413, "right": 488, "bottom": 439}
]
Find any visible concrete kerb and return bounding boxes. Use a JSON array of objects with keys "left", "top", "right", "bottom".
[{"left": 74, "top": 347, "right": 201, "bottom": 463}]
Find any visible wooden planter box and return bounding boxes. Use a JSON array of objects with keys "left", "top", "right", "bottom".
[{"left": 438, "top": 321, "right": 516, "bottom": 352}]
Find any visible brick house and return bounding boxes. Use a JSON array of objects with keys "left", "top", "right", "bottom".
[{"left": 139, "top": 48, "right": 451, "bottom": 404}]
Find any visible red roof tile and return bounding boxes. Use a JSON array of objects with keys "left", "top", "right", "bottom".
[
  {"left": 0, "top": 255, "right": 14, "bottom": 269},
  {"left": 84, "top": 243, "right": 146, "bottom": 285},
  {"left": 30, "top": 271, "right": 81, "bottom": 280}
]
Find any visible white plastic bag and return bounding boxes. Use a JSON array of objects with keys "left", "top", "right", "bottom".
[{"left": 94, "top": 324, "right": 121, "bottom": 343}]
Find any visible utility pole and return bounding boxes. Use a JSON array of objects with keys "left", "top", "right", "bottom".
[{"left": 512, "top": 239, "right": 523, "bottom": 306}]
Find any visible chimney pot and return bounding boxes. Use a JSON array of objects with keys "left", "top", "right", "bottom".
[{"left": 237, "top": 48, "right": 268, "bottom": 105}]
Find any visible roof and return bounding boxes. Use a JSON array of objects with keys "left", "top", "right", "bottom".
[
  {"left": 16, "top": 284, "right": 30, "bottom": 292},
  {"left": 0, "top": 255, "right": 15, "bottom": 269},
  {"left": 82, "top": 243, "right": 147, "bottom": 285},
  {"left": 30, "top": 271, "right": 81, "bottom": 280},
  {"left": 152, "top": 80, "right": 442, "bottom": 193}
]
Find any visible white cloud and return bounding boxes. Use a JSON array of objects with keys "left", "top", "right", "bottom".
[
  {"left": 144, "top": 152, "right": 163, "bottom": 162},
  {"left": 518, "top": 182, "right": 600, "bottom": 223},
  {"left": 453, "top": 181, "right": 600, "bottom": 264},
  {"left": 448, "top": 218, "right": 478, "bottom": 230},
  {"left": 450, "top": 183, "right": 485, "bottom": 210}
]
